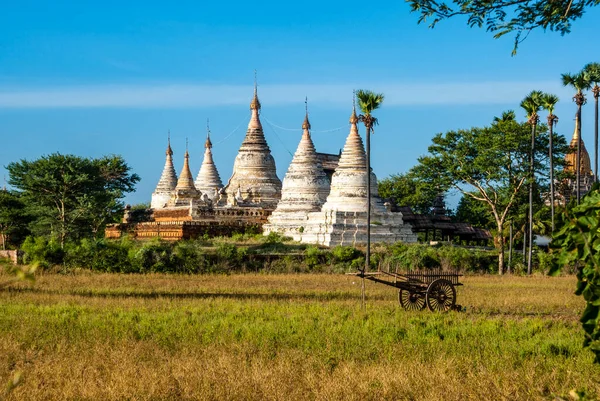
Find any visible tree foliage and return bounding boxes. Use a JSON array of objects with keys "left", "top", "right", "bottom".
[
  {"left": 378, "top": 172, "right": 440, "bottom": 215},
  {"left": 407, "top": 0, "right": 599, "bottom": 54},
  {"left": 551, "top": 188, "right": 600, "bottom": 363},
  {"left": 7, "top": 153, "right": 140, "bottom": 246},
  {"left": 413, "top": 111, "right": 567, "bottom": 273},
  {"left": 0, "top": 190, "right": 31, "bottom": 249}
]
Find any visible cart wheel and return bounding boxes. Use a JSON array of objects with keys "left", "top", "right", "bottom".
[
  {"left": 425, "top": 279, "right": 456, "bottom": 312},
  {"left": 398, "top": 289, "right": 426, "bottom": 311}
]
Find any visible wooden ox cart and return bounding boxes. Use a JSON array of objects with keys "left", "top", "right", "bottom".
[{"left": 349, "top": 269, "right": 463, "bottom": 312}]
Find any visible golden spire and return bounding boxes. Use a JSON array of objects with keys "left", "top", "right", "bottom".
[
  {"left": 572, "top": 114, "right": 580, "bottom": 142},
  {"left": 166, "top": 130, "right": 173, "bottom": 156},
  {"left": 205, "top": 118, "right": 213, "bottom": 149},
  {"left": 350, "top": 90, "right": 358, "bottom": 124},
  {"left": 302, "top": 97, "right": 311, "bottom": 130},
  {"left": 250, "top": 70, "right": 261, "bottom": 110}
]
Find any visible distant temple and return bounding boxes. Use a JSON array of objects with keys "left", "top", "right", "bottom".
[
  {"left": 107, "top": 83, "right": 488, "bottom": 246},
  {"left": 557, "top": 115, "right": 595, "bottom": 203}
]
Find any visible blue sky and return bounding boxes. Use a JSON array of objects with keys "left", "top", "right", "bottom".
[{"left": 1, "top": 0, "right": 599, "bottom": 208}]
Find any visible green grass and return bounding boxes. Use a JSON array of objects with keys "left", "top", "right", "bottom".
[{"left": 0, "top": 272, "right": 598, "bottom": 400}]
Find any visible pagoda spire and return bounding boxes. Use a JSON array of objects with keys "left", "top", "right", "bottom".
[
  {"left": 196, "top": 120, "right": 223, "bottom": 196},
  {"left": 151, "top": 132, "right": 179, "bottom": 209},
  {"left": 224, "top": 72, "right": 281, "bottom": 208},
  {"left": 175, "top": 138, "right": 196, "bottom": 191}
]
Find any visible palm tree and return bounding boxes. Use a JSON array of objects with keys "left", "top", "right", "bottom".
[
  {"left": 520, "top": 90, "right": 543, "bottom": 275},
  {"left": 562, "top": 71, "right": 590, "bottom": 203},
  {"left": 584, "top": 63, "right": 600, "bottom": 183},
  {"left": 540, "top": 93, "right": 559, "bottom": 232},
  {"left": 355, "top": 89, "right": 384, "bottom": 304}
]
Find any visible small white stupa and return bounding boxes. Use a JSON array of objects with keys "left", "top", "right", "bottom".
[
  {"left": 263, "top": 102, "right": 330, "bottom": 240},
  {"left": 195, "top": 121, "right": 223, "bottom": 201},
  {"left": 301, "top": 103, "right": 417, "bottom": 246},
  {"left": 151, "top": 134, "right": 178, "bottom": 209}
]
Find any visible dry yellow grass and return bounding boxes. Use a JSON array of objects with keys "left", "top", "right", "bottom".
[{"left": 0, "top": 272, "right": 597, "bottom": 400}]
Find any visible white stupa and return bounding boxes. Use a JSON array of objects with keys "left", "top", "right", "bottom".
[
  {"left": 263, "top": 105, "right": 330, "bottom": 239},
  {"left": 301, "top": 104, "right": 417, "bottom": 246},
  {"left": 195, "top": 123, "right": 223, "bottom": 201},
  {"left": 151, "top": 135, "right": 178, "bottom": 209},
  {"left": 223, "top": 80, "right": 282, "bottom": 209}
]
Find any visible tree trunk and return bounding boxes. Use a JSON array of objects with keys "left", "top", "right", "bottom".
[
  {"left": 508, "top": 221, "right": 513, "bottom": 274},
  {"left": 496, "top": 224, "right": 505, "bottom": 275},
  {"left": 549, "top": 118, "right": 555, "bottom": 232},
  {"left": 577, "top": 104, "right": 582, "bottom": 203},
  {"left": 522, "top": 224, "right": 527, "bottom": 264},
  {"left": 365, "top": 124, "right": 371, "bottom": 272},
  {"left": 595, "top": 91, "right": 598, "bottom": 183},
  {"left": 527, "top": 122, "right": 536, "bottom": 275}
]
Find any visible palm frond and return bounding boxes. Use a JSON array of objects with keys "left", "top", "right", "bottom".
[
  {"left": 540, "top": 92, "right": 560, "bottom": 114},
  {"left": 583, "top": 62, "right": 600, "bottom": 84},
  {"left": 356, "top": 89, "right": 385, "bottom": 116}
]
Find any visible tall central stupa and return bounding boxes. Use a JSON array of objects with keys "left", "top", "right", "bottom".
[{"left": 223, "top": 81, "right": 282, "bottom": 209}]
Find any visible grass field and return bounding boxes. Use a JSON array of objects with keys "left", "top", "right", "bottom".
[{"left": 1, "top": 271, "right": 598, "bottom": 400}]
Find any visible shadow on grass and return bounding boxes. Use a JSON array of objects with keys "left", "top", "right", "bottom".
[{"left": 2, "top": 286, "right": 390, "bottom": 302}]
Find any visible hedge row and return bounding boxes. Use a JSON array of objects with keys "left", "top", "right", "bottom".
[{"left": 18, "top": 236, "right": 546, "bottom": 274}]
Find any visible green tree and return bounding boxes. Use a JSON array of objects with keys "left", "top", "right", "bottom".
[
  {"left": 521, "top": 90, "right": 543, "bottom": 275},
  {"left": 584, "top": 62, "right": 600, "bottom": 183},
  {"left": 454, "top": 193, "right": 494, "bottom": 228},
  {"left": 0, "top": 190, "right": 31, "bottom": 249},
  {"left": 540, "top": 92, "right": 560, "bottom": 232},
  {"left": 407, "top": 0, "right": 599, "bottom": 54},
  {"left": 378, "top": 172, "right": 439, "bottom": 215},
  {"left": 414, "top": 111, "right": 566, "bottom": 274},
  {"left": 7, "top": 153, "right": 140, "bottom": 247},
  {"left": 562, "top": 71, "right": 591, "bottom": 203}
]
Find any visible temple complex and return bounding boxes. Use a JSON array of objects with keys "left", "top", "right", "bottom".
[{"left": 107, "top": 87, "right": 428, "bottom": 246}]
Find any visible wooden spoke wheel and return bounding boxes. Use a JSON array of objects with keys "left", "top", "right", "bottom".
[
  {"left": 425, "top": 279, "right": 456, "bottom": 312},
  {"left": 399, "top": 289, "right": 426, "bottom": 311}
]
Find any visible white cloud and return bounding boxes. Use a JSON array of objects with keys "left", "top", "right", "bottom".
[{"left": 0, "top": 81, "right": 571, "bottom": 108}]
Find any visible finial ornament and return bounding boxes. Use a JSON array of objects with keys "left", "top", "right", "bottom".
[
  {"left": 350, "top": 90, "right": 358, "bottom": 124},
  {"left": 302, "top": 97, "right": 311, "bottom": 130},
  {"left": 250, "top": 70, "right": 261, "bottom": 110},
  {"left": 205, "top": 118, "right": 213, "bottom": 149},
  {"left": 166, "top": 130, "right": 173, "bottom": 156},
  {"left": 185, "top": 137, "right": 190, "bottom": 157}
]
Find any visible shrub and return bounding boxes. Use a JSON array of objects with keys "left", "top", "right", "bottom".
[
  {"left": 331, "top": 246, "right": 361, "bottom": 263},
  {"left": 21, "top": 236, "right": 64, "bottom": 269}
]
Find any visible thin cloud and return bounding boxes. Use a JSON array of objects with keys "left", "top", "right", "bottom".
[{"left": 0, "top": 81, "right": 570, "bottom": 108}]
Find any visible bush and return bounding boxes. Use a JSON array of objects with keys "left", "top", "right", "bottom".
[
  {"left": 331, "top": 246, "right": 362, "bottom": 263},
  {"left": 21, "top": 236, "right": 64, "bottom": 269}
]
